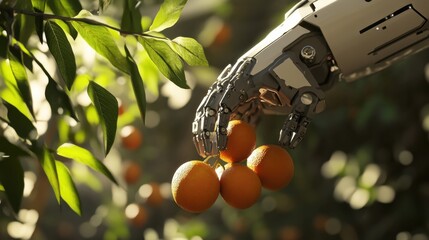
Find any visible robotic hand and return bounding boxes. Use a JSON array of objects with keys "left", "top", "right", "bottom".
[{"left": 192, "top": 0, "right": 429, "bottom": 157}]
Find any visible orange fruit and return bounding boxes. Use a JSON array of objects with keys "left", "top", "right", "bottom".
[
  {"left": 120, "top": 125, "right": 142, "bottom": 150},
  {"left": 123, "top": 161, "right": 142, "bottom": 184},
  {"left": 220, "top": 163, "right": 261, "bottom": 209},
  {"left": 126, "top": 203, "right": 147, "bottom": 227},
  {"left": 213, "top": 23, "right": 232, "bottom": 46},
  {"left": 220, "top": 120, "right": 256, "bottom": 163},
  {"left": 247, "top": 145, "right": 294, "bottom": 190},
  {"left": 171, "top": 160, "right": 220, "bottom": 213},
  {"left": 141, "top": 182, "right": 163, "bottom": 207},
  {"left": 117, "top": 98, "right": 125, "bottom": 116}
]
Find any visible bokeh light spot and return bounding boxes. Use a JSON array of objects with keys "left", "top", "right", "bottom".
[
  {"left": 349, "top": 188, "right": 370, "bottom": 209},
  {"left": 139, "top": 184, "right": 153, "bottom": 199},
  {"left": 397, "top": 231, "right": 412, "bottom": 240},
  {"left": 261, "top": 196, "right": 277, "bottom": 212},
  {"left": 144, "top": 228, "right": 160, "bottom": 240},
  {"left": 146, "top": 110, "right": 161, "bottom": 128},
  {"left": 412, "top": 234, "right": 429, "bottom": 240},
  {"left": 161, "top": 81, "right": 193, "bottom": 109},
  {"left": 359, "top": 164, "right": 381, "bottom": 188},
  {"left": 398, "top": 150, "right": 413, "bottom": 166},
  {"left": 334, "top": 176, "right": 356, "bottom": 201},
  {"left": 23, "top": 171, "right": 36, "bottom": 197},
  {"left": 325, "top": 218, "right": 342, "bottom": 235},
  {"left": 79, "top": 222, "right": 96, "bottom": 238},
  {"left": 125, "top": 203, "right": 139, "bottom": 219},
  {"left": 321, "top": 151, "right": 347, "bottom": 178}
]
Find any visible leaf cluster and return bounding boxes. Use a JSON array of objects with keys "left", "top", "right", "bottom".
[{"left": 0, "top": 0, "right": 208, "bottom": 216}]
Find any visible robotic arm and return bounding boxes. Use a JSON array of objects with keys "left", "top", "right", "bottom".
[{"left": 192, "top": 0, "right": 429, "bottom": 157}]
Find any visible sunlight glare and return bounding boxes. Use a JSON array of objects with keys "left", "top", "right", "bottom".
[
  {"left": 321, "top": 151, "right": 347, "bottom": 178},
  {"left": 139, "top": 184, "right": 153, "bottom": 199},
  {"left": 125, "top": 203, "right": 139, "bottom": 219},
  {"left": 376, "top": 185, "right": 395, "bottom": 203},
  {"left": 397, "top": 232, "right": 412, "bottom": 240},
  {"left": 146, "top": 110, "right": 161, "bottom": 128},
  {"left": 7, "top": 222, "right": 35, "bottom": 240},
  {"left": 23, "top": 172, "right": 37, "bottom": 197},
  {"left": 349, "top": 188, "right": 370, "bottom": 209},
  {"left": 112, "top": 185, "right": 127, "bottom": 207},
  {"left": 18, "top": 209, "right": 39, "bottom": 224},
  {"left": 334, "top": 176, "right": 356, "bottom": 201},
  {"left": 359, "top": 164, "right": 380, "bottom": 188},
  {"left": 160, "top": 182, "right": 172, "bottom": 198},
  {"left": 161, "top": 81, "right": 192, "bottom": 109},
  {"left": 144, "top": 228, "right": 160, "bottom": 240}
]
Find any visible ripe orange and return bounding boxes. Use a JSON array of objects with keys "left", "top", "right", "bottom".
[
  {"left": 117, "top": 98, "right": 125, "bottom": 116},
  {"left": 123, "top": 161, "right": 142, "bottom": 184},
  {"left": 220, "top": 120, "right": 256, "bottom": 163},
  {"left": 142, "top": 182, "right": 163, "bottom": 207},
  {"left": 220, "top": 163, "right": 261, "bottom": 209},
  {"left": 213, "top": 23, "right": 232, "bottom": 46},
  {"left": 120, "top": 125, "right": 142, "bottom": 150},
  {"left": 126, "top": 203, "right": 147, "bottom": 227},
  {"left": 171, "top": 160, "right": 220, "bottom": 213},
  {"left": 247, "top": 145, "right": 294, "bottom": 190}
]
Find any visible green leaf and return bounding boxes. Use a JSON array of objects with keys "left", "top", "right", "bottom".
[
  {"left": 55, "top": 161, "right": 81, "bottom": 215},
  {"left": 138, "top": 50, "right": 159, "bottom": 96},
  {"left": 32, "top": 0, "right": 46, "bottom": 43},
  {"left": 121, "top": 0, "right": 142, "bottom": 33},
  {"left": 32, "top": 0, "right": 46, "bottom": 10},
  {"left": 139, "top": 37, "right": 189, "bottom": 89},
  {"left": 125, "top": 46, "right": 146, "bottom": 123},
  {"left": 170, "top": 37, "right": 208, "bottom": 66},
  {"left": 13, "top": 0, "right": 34, "bottom": 44},
  {"left": 71, "top": 20, "right": 129, "bottom": 73},
  {"left": 0, "top": 137, "right": 31, "bottom": 158},
  {"left": 34, "top": 10, "right": 44, "bottom": 43},
  {"left": 0, "top": 35, "right": 7, "bottom": 59},
  {"left": 14, "top": 14, "right": 36, "bottom": 45},
  {"left": 47, "top": 0, "right": 82, "bottom": 17},
  {"left": 2, "top": 100, "right": 37, "bottom": 140},
  {"left": 0, "top": 60, "right": 33, "bottom": 121},
  {"left": 149, "top": 0, "right": 187, "bottom": 32},
  {"left": 7, "top": 49, "right": 34, "bottom": 116},
  {"left": 38, "top": 147, "right": 61, "bottom": 203},
  {"left": 0, "top": 154, "right": 24, "bottom": 213},
  {"left": 45, "top": 21, "right": 76, "bottom": 89},
  {"left": 0, "top": 185, "right": 4, "bottom": 191},
  {"left": 87, "top": 81, "right": 118, "bottom": 155},
  {"left": 15, "top": 0, "right": 32, "bottom": 10},
  {"left": 57, "top": 143, "right": 117, "bottom": 184},
  {"left": 45, "top": 78, "right": 78, "bottom": 120}
]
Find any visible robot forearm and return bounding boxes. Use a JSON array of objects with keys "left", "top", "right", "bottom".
[{"left": 193, "top": 0, "right": 429, "bottom": 157}]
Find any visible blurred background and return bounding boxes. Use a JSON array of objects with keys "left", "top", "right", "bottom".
[{"left": 1, "top": 0, "right": 429, "bottom": 239}]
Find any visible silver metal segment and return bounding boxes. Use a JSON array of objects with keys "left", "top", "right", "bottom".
[
  {"left": 305, "top": 0, "right": 429, "bottom": 81},
  {"left": 241, "top": 26, "right": 311, "bottom": 75},
  {"left": 272, "top": 58, "right": 312, "bottom": 89}
]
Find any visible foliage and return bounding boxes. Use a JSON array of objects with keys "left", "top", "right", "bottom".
[{"left": 0, "top": 0, "right": 207, "bottom": 216}]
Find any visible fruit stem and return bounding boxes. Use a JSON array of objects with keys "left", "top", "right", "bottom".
[{"left": 203, "top": 155, "right": 222, "bottom": 169}]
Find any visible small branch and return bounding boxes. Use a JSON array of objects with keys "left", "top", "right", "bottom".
[{"left": 4, "top": 7, "right": 166, "bottom": 40}]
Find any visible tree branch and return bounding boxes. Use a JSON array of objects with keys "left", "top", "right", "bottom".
[{"left": 3, "top": 7, "right": 166, "bottom": 40}]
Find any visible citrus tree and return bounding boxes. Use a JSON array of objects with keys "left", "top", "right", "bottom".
[{"left": 0, "top": 0, "right": 207, "bottom": 216}]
